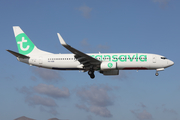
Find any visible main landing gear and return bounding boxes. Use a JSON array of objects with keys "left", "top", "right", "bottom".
[{"left": 88, "top": 68, "right": 95, "bottom": 79}]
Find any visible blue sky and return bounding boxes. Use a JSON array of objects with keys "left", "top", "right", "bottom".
[{"left": 0, "top": 0, "right": 180, "bottom": 120}]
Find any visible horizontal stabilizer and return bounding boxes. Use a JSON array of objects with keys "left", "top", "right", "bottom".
[{"left": 6, "top": 50, "right": 29, "bottom": 58}]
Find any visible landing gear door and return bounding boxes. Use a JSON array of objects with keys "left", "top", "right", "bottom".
[{"left": 153, "top": 56, "right": 156, "bottom": 63}]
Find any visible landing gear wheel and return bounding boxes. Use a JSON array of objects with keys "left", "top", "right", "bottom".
[
  {"left": 90, "top": 74, "right": 95, "bottom": 79},
  {"left": 155, "top": 72, "right": 159, "bottom": 76},
  {"left": 88, "top": 68, "right": 95, "bottom": 79},
  {"left": 88, "top": 71, "right": 93, "bottom": 75}
]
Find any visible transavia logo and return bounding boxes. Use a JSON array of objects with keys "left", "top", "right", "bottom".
[
  {"left": 108, "top": 63, "right": 113, "bottom": 68},
  {"left": 90, "top": 54, "right": 147, "bottom": 62},
  {"left": 18, "top": 37, "right": 29, "bottom": 51},
  {"left": 16, "top": 33, "right": 34, "bottom": 55}
]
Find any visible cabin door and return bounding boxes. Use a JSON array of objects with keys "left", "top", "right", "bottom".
[{"left": 152, "top": 56, "right": 156, "bottom": 63}]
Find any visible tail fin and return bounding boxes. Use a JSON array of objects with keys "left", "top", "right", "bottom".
[{"left": 13, "top": 26, "right": 52, "bottom": 56}]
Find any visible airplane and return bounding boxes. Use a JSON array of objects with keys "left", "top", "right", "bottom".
[{"left": 7, "top": 26, "right": 174, "bottom": 79}]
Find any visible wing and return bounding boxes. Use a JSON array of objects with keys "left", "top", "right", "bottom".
[{"left": 57, "top": 33, "right": 101, "bottom": 70}]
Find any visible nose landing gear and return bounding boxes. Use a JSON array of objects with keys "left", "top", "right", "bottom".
[
  {"left": 155, "top": 68, "right": 164, "bottom": 76},
  {"left": 155, "top": 72, "right": 159, "bottom": 76}
]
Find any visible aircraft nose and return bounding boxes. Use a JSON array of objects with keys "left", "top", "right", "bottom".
[{"left": 168, "top": 60, "right": 174, "bottom": 66}]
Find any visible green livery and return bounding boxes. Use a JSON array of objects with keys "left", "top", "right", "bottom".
[{"left": 15, "top": 33, "right": 35, "bottom": 55}]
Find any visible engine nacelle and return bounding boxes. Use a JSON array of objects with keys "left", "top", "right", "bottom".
[
  {"left": 100, "top": 70, "right": 119, "bottom": 75},
  {"left": 100, "top": 62, "right": 117, "bottom": 70}
]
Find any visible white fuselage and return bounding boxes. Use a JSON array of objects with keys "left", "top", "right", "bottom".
[
  {"left": 18, "top": 53, "right": 174, "bottom": 71},
  {"left": 9, "top": 26, "right": 174, "bottom": 78}
]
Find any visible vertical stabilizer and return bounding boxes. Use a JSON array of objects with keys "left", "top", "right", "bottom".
[{"left": 13, "top": 26, "right": 52, "bottom": 56}]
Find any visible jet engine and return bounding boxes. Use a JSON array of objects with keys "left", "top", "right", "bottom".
[
  {"left": 100, "top": 70, "right": 119, "bottom": 75},
  {"left": 100, "top": 62, "right": 117, "bottom": 70}
]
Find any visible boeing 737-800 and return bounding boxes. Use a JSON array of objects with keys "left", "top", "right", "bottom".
[{"left": 7, "top": 26, "right": 174, "bottom": 79}]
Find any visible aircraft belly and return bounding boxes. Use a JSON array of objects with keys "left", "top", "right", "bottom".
[{"left": 45, "top": 61, "right": 80, "bottom": 70}]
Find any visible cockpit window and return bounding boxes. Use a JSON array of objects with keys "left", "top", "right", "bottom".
[{"left": 161, "top": 57, "right": 167, "bottom": 59}]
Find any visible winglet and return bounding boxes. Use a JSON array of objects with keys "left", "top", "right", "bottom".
[{"left": 57, "top": 33, "right": 67, "bottom": 45}]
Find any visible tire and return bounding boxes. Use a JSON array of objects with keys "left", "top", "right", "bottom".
[
  {"left": 155, "top": 73, "right": 159, "bottom": 76},
  {"left": 88, "top": 71, "right": 92, "bottom": 75},
  {"left": 90, "top": 74, "right": 95, "bottom": 79}
]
